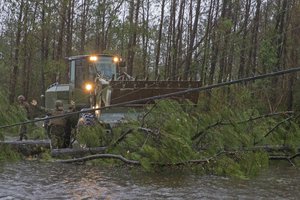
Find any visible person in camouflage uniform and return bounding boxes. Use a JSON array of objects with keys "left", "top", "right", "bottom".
[
  {"left": 49, "top": 100, "right": 66, "bottom": 149},
  {"left": 17, "top": 95, "right": 32, "bottom": 141},
  {"left": 63, "top": 102, "right": 78, "bottom": 148}
]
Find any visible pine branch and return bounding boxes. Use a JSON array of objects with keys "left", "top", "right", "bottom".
[
  {"left": 263, "top": 115, "right": 294, "bottom": 139},
  {"left": 56, "top": 151, "right": 226, "bottom": 166},
  {"left": 56, "top": 153, "right": 141, "bottom": 165},
  {"left": 109, "top": 127, "right": 159, "bottom": 149},
  {"left": 110, "top": 128, "right": 134, "bottom": 148},
  {"left": 269, "top": 153, "right": 300, "bottom": 167},
  {"left": 191, "top": 111, "right": 294, "bottom": 141}
]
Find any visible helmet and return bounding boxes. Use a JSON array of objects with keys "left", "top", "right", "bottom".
[
  {"left": 17, "top": 95, "right": 26, "bottom": 102},
  {"left": 55, "top": 100, "right": 63, "bottom": 109},
  {"left": 31, "top": 99, "right": 37, "bottom": 106}
]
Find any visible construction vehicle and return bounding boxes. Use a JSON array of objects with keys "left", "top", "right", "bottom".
[{"left": 45, "top": 54, "right": 201, "bottom": 125}]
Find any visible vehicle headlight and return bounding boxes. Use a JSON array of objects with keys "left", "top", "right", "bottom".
[
  {"left": 113, "top": 56, "right": 120, "bottom": 63},
  {"left": 84, "top": 82, "right": 94, "bottom": 92},
  {"left": 89, "top": 56, "right": 98, "bottom": 62}
]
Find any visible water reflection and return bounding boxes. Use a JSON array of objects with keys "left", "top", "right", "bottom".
[{"left": 0, "top": 161, "right": 299, "bottom": 199}]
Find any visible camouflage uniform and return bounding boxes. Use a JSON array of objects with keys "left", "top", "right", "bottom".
[
  {"left": 64, "top": 104, "right": 78, "bottom": 148},
  {"left": 49, "top": 100, "right": 66, "bottom": 149},
  {"left": 18, "top": 95, "right": 32, "bottom": 141}
]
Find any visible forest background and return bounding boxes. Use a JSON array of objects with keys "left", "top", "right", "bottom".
[{"left": 0, "top": 0, "right": 299, "bottom": 109}]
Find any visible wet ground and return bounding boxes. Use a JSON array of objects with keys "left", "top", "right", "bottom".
[{"left": 0, "top": 161, "right": 299, "bottom": 199}]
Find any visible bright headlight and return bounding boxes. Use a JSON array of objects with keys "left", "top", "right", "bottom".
[
  {"left": 113, "top": 56, "right": 120, "bottom": 63},
  {"left": 89, "top": 56, "right": 98, "bottom": 62},
  {"left": 84, "top": 83, "right": 93, "bottom": 92}
]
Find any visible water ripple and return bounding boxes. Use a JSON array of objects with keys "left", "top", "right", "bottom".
[{"left": 0, "top": 161, "right": 299, "bottom": 199}]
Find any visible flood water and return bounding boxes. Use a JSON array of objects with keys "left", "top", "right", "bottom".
[{"left": 0, "top": 161, "right": 299, "bottom": 199}]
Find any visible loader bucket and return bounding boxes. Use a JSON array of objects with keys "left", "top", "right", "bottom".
[{"left": 109, "top": 80, "right": 201, "bottom": 105}]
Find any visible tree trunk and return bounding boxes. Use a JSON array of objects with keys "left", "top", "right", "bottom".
[
  {"left": 286, "top": 1, "right": 300, "bottom": 110},
  {"left": 66, "top": 0, "right": 75, "bottom": 56},
  {"left": 142, "top": 0, "right": 150, "bottom": 78},
  {"left": 184, "top": 0, "right": 201, "bottom": 80},
  {"left": 155, "top": 0, "right": 165, "bottom": 78},
  {"left": 56, "top": 0, "right": 68, "bottom": 60},
  {"left": 217, "top": 0, "right": 229, "bottom": 83},
  {"left": 126, "top": 0, "right": 135, "bottom": 76},
  {"left": 250, "top": 0, "right": 261, "bottom": 76},
  {"left": 208, "top": 0, "right": 220, "bottom": 85},
  {"left": 238, "top": 0, "right": 251, "bottom": 79},
  {"left": 201, "top": 0, "right": 215, "bottom": 85},
  {"left": 79, "top": 0, "right": 91, "bottom": 54},
  {"left": 9, "top": 0, "right": 24, "bottom": 104}
]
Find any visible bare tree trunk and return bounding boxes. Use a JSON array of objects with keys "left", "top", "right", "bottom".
[
  {"left": 184, "top": 0, "right": 201, "bottom": 80},
  {"left": 154, "top": 0, "right": 165, "bottom": 77},
  {"left": 238, "top": 0, "right": 251, "bottom": 78},
  {"left": 9, "top": 0, "right": 24, "bottom": 104},
  {"left": 217, "top": 0, "right": 230, "bottom": 83},
  {"left": 21, "top": 1, "right": 29, "bottom": 98},
  {"left": 227, "top": 1, "right": 240, "bottom": 82},
  {"left": 142, "top": 0, "right": 150, "bottom": 78},
  {"left": 126, "top": 0, "right": 135, "bottom": 76},
  {"left": 66, "top": 0, "right": 75, "bottom": 56},
  {"left": 126, "top": 0, "right": 140, "bottom": 76},
  {"left": 173, "top": 0, "right": 185, "bottom": 79},
  {"left": 250, "top": 0, "right": 261, "bottom": 76},
  {"left": 286, "top": 1, "right": 299, "bottom": 110},
  {"left": 56, "top": 0, "right": 68, "bottom": 60},
  {"left": 79, "top": 0, "right": 91, "bottom": 54},
  {"left": 101, "top": 0, "right": 107, "bottom": 51},
  {"left": 275, "top": 0, "right": 289, "bottom": 70},
  {"left": 40, "top": 0, "right": 53, "bottom": 105},
  {"left": 201, "top": 0, "right": 215, "bottom": 85},
  {"left": 208, "top": 0, "right": 220, "bottom": 85}
]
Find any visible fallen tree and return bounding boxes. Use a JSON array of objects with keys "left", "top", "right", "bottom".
[
  {"left": 2, "top": 87, "right": 300, "bottom": 178},
  {"left": 51, "top": 146, "right": 107, "bottom": 158},
  {"left": 0, "top": 140, "right": 50, "bottom": 156},
  {"left": 55, "top": 148, "right": 300, "bottom": 167}
]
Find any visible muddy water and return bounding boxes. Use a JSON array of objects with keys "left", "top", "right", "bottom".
[{"left": 0, "top": 161, "right": 299, "bottom": 199}]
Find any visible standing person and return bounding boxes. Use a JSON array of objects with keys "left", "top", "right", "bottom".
[
  {"left": 64, "top": 102, "right": 78, "bottom": 148},
  {"left": 17, "top": 95, "right": 31, "bottom": 141},
  {"left": 49, "top": 100, "right": 66, "bottom": 149}
]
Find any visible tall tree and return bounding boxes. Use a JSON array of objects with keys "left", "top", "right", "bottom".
[
  {"left": 208, "top": 0, "right": 220, "bottom": 85},
  {"left": 126, "top": 0, "right": 140, "bottom": 76},
  {"left": 238, "top": 0, "right": 251, "bottom": 78},
  {"left": 184, "top": 0, "right": 201, "bottom": 80},
  {"left": 248, "top": 0, "right": 261, "bottom": 76},
  {"left": 154, "top": 0, "right": 165, "bottom": 77},
  {"left": 79, "top": 0, "right": 91, "bottom": 54},
  {"left": 56, "top": 0, "right": 68, "bottom": 60},
  {"left": 141, "top": 0, "right": 150, "bottom": 77},
  {"left": 9, "top": 0, "right": 24, "bottom": 104},
  {"left": 286, "top": 1, "right": 300, "bottom": 110}
]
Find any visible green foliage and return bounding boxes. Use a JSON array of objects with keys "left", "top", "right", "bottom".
[
  {"left": 0, "top": 91, "right": 28, "bottom": 138},
  {"left": 76, "top": 124, "right": 112, "bottom": 147},
  {"left": 101, "top": 85, "right": 300, "bottom": 177},
  {"left": 212, "top": 155, "right": 247, "bottom": 179},
  {"left": 39, "top": 150, "right": 53, "bottom": 161},
  {"left": 0, "top": 145, "right": 21, "bottom": 162},
  {"left": 259, "top": 37, "right": 278, "bottom": 72},
  {"left": 113, "top": 101, "right": 198, "bottom": 165},
  {"left": 239, "top": 151, "right": 269, "bottom": 177},
  {"left": 28, "top": 126, "right": 48, "bottom": 140},
  {"left": 219, "top": 18, "right": 233, "bottom": 33}
]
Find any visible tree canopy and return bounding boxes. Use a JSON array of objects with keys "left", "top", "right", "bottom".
[{"left": 0, "top": 0, "right": 299, "bottom": 106}]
